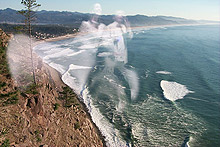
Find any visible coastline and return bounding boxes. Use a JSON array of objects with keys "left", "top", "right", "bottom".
[
  {"left": 33, "top": 34, "right": 107, "bottom": 146},
  {"left": 0, "top": 30, "right": 105, "bottom": 146},
  {"left": 42, "top": 61, "right": 107, "bottom": 147},
  {"left": 33, "top": 33, "right": 78, "bottom": 47},
  {"left": 34, "top": 22, "right": 218, "bottom": 45},
  {"left": 32, "top": 22, "right": 218, "bottom": 146}
]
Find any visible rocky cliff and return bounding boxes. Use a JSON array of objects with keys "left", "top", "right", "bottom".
[
  {"left": 0, "top": 29, "right": 105, "bottom": 147},
  {"left": 0, "top": 28, "right": 10, "bottom": 47}
]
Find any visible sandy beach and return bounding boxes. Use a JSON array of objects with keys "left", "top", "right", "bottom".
[
  {"left": 32, "top": 35, "right": 107, "bottom": 145},
  {"left": 31, "top": 22, "right": 218, "bottom": 146},
  {"left": 34, "top": 22, "right": 216, "bottom": 45}
]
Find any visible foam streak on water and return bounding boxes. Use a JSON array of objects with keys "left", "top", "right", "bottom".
[
  {"left": 156, "top": 71, "right": 172, "bottom": 75},
  {"left": 160, "top": 80, "right": 194, "bottom": 101},
  {"left": 34, "top": 37, "right": 128, "bottom": 146},
  {"left": 33, "top": 3, "right": 136, "bottom": 145},
  {"left": 34, "top": 23, "right": 220, "bottom": 146}
]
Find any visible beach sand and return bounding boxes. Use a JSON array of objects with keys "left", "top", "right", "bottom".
[
  {"left": 31, "top": 22, "right": 214, "bottom": 146},
  {"left": 33, "top": 41, "right": 106, "bottom": 146}
]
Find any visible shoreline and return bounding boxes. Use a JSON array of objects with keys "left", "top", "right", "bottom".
[
  {"left": 42, "top": 61, "right": 107, "bottom": 147},
  {"left": 31, "top": 32, "right": 107, "bottom": 146},
  {"left": 33, "top": 33, "right": 78, "bottom": 46},
  {"left": 0, "top": 30, "right": 105, "bottom": 146},
  {"left": 33, "top": 22, "right": 218, "bottom": 146},
  {"left": 34, "top": 23, "right": 218, "bottom": 45},
  {"left": 33, "top": 32, "right": 108, "bottom": 145}
]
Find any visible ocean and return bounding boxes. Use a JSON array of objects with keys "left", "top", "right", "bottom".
[{"left": 34, "top": 24, "right": 220, "bottom": 147}]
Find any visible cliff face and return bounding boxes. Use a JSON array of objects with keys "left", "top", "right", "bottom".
[
  {"left": 0, "top": 29, "right": 104, "bottom": 146},
  {"left": 0, "top": 28, "right": 10, "bottom": 47}
]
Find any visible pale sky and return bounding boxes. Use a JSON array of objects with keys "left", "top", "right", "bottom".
[{"left": 0, "top": 0, "right": 219, "bottom": 21}]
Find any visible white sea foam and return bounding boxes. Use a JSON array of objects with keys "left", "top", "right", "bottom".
[
  {"left": 99, "top": 40, "right": 113, "bottom": 46},
  {"left": 104, "top": 76, "right": 126, "bottom": 89},
  {"left": 43, "top": 47, "right": 65, "bottom": 54},
  {"left": 61, "top": 71, "right": 80, "bottom": 92},
  {"left": 71, "top": 35, "right": 97, "bottom": 44},
  {"left": 81, "top": 87, "right": 127, "bottom": 147},
  {"left": 156, "top": 71, "right": 172, "bottom": 75},
  {"left": 78, "top": 43, "right": 99, "bottom": 49},
  {"left": 33, "top": 4, "right": 136, "bottom": 146},
  {"left": 131, "top": 122, "right": 147, "bottom": 144},
  {"left": 67, "top": 50, "right": 86, "bottom": 56},
  {"left": 61, "top": 64, "right": 92, "bottom": 94},
  {"left": 69, "top": 64, "right": 92, "bottom": 70},
  {"left": 145, "top": 70, "right": 150, "bottom": 78},
  {"left": 43, "top": 48, "right": 74, "bottom": 61},
  {"left": 33, "top": 43, "right": 60, "bottom": 51},
  {"left": 97, "top": 52, "right": 112, "bottom": 57},
  {"left": 186, "top": 142, "right": 190, "bottom": 147},
  {"left": 160, "top": 80, "right": 194, "bottom": 101},
  {"left": 185, "top": 136, "right": 193, "bottom": 147},
  {"left": 49, "top": 62, "right": 66, "bottom": 74}
]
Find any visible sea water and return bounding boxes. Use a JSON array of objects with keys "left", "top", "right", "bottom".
[{"left": 34, "top": 24, "right": 220, "bottom": 147}]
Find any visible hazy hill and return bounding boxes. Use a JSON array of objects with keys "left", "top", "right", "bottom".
[{"left": 0, "top": 8, "right": 206, "bottom": 27}]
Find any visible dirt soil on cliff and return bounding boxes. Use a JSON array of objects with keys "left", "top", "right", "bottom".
[{"left": 0, "top": 30, "right": 105, "bottom": 147}]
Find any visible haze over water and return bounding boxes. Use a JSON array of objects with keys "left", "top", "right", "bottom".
[
  {"left": 34, "top": 23, "right": 220, "bottom": 147},
  {"left": 1, "top": 0, "right": 219, "bottom": 146}
]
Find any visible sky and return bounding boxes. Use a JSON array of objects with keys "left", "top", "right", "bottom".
[{"left": 0, "top": 0, "right": 219, "bottom": 21}]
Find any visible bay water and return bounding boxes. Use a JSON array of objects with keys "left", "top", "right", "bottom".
[{"left": 34, "top": 24, "right": 220, "bottom": 147}]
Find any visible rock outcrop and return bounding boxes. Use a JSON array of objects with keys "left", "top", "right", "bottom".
[{"left": 0, "top": 28, "right": 10, "bottom": 48}]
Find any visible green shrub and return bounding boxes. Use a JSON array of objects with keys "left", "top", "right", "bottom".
[
  {"left": 0, "top": 128, "right": 8, "bottom": 136},
  {"left": 0, "top": 139, "right": 10, "bottom": 147},
  {"left": 53, "top": 103, "right": 60, "bottom": 111},
  {"left": 3, "top": 95, "right": 18, "bottom": 105},
  {"left": 59, "top": 86, "right": 78, "bottom": 107},
  {"left": 25, "top": 83, "right": 39, "bottom": 95},
  {"left": 0, "top": 82, "right": 6, "bottom": 89},
  {"left": 74, "top": 122, "right": 80, "bottom": 130},
  {"left": 34, "top": 130, "right": 41, "bottom": 142}
]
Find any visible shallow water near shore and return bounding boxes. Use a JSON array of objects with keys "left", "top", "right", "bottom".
[{"left": 34, "top": 24, "right": 220, "bottom": 147}]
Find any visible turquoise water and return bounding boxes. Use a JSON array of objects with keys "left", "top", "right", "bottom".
[
  {"left": 125, "top": 25, "right": 220, "bottom": 146},
  {"left": 34, "top": 24, "right": 220, "bottom": 147}
]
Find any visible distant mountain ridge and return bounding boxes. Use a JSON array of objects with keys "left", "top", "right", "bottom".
[{"left": 0, "top": 8, "right": 218, "bottom": 27}]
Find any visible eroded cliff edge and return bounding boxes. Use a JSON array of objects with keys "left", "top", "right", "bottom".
[{"left": 0, "top": 29, "right": 105, "bottom": 147}]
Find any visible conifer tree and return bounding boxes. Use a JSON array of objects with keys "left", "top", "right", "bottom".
[{"left": 18, "top": 0, "right": 41, "bottom": 84}]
